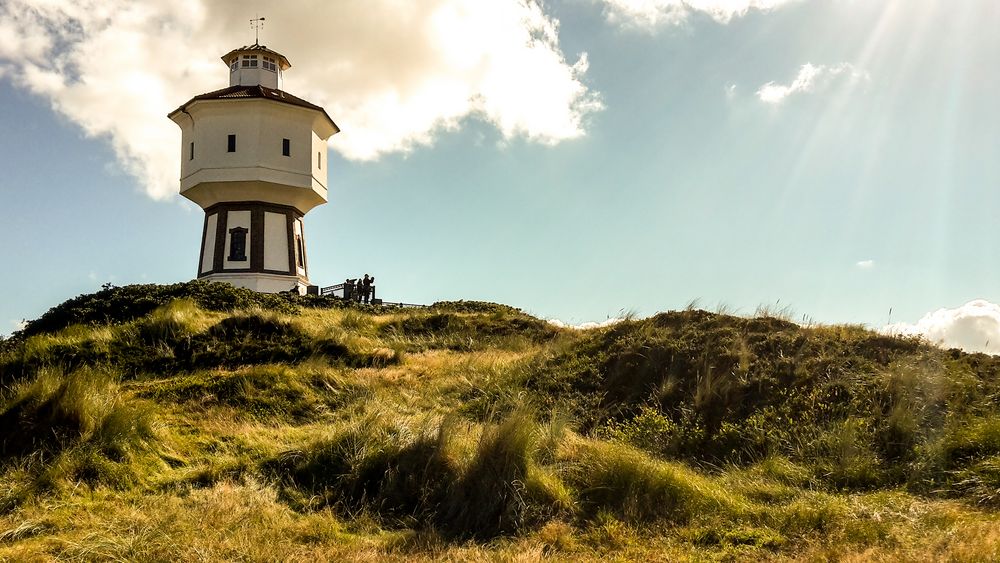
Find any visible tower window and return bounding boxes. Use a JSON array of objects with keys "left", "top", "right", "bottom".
[
  {"left": 227, "top": 134, "right": 236, "bottom": 152},
  {"left": 282, "top": 138, "right": 290, "bottom": 156},
  {"left": 228, "top": 227, "right": 248, "bottom": 262},
  {"left": 189, "top": 142, "right": 194, "bottom": 160},
  {"left": 317, "top": 151, "right": 322, "bottom": 169},
  {"left": 241, "top": 54, "right": 258, "bottom": 68},
  {"left": 263, "top": 56, "right": 276, "bottom": 71},
  {"left": 229, "top": 58, "right": 238, "bottom": 71},
  {"left": 295, "top": 235, "right": 305, "bottom": 268}
]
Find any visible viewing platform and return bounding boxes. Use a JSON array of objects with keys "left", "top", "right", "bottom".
[{"left": 308, "top": 281, "right": 425, "bottom": 308}]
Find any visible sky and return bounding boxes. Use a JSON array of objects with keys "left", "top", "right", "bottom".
[{"left": 1, "top": 0, "right": 1000, "bottom": 352}]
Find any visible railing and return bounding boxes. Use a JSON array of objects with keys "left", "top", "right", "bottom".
[
  {"left": 317, "top": 282, "right": 425, "bottom": 308},
  {"left": 377, "top": 301, "right": 427, "bottom": 308},
  {"left": 321, "top": 282, "right": 369, "bottom": 300},
  {"left": 320, "top": 283, "right": 345, "bottom": 297}
]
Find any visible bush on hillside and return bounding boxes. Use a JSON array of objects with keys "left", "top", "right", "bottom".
[
  {"left": 139, "top": 363, "right": 372, "bottom": 422},
  {"left": 1, "top": 304, "right": 400, "bottom": 381},
  {"left": 270, "top": 411, "right": 570, "bottom": 539},
  {"left": 521, "top": 309, "right": 1000, "bottom": 493},
  {"left": 0, "top": 367, "right": 156, "bottom": 461},
  {"left": 430, "top": 301, "right": 523, "bottom": 315},
  {"left": 18, "top": 281, "right": 301, "bottom": 338},
  {"left": 381, "top": 310, "right": 560, "bottom": 351}
]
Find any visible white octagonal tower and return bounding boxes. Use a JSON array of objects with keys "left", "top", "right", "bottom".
[{"left": 169, "top": 43, "right": 339, "bottom": 294}]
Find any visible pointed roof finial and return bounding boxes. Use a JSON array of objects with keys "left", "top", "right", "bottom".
[{"left": 251, "top": 15, "right": 266, "bottom": 46}]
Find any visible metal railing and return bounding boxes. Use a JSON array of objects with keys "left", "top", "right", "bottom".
[
  {"left": 318, "top": 283, "right": 426, "bottom": 308},
  {"left": 320, "top": 283, "right": 345, "bottom": 297}
]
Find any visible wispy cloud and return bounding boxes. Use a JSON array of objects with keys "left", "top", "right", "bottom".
[
  {"left": 884, "top": 300, "right": 1000, "bottom": 355},
  {"left": 597, "top": 0, "right": 802, "bottom": 29},
  {"left": 856, "top": 259, "right": 875, "bottom": 269},
  {"left": 4, "top": 319, "right": 26, "bottom": 338},
  {"left": 548, "top": 317, "right": 625, "bottom": 330},
  {"left": 0, "top": 0, "right": 602, "bottom": 200},
  {"left": 757, "top": 63, "right": 868, "bottom": 104}
]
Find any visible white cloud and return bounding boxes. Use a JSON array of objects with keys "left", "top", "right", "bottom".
[
  {"left": 757, "top": 62, "right": 868, "bottom": 104},
  {"left": 4, "top": 319, "right": 27, "bottom": 338},
  {"left": 884, "top": 300, "right": 1000, "bottom": 355},
  {"left": 548, "top": 317, "right": 625, "bottom": 330},
  {"left": 856, "top": 259, "right": 875, "bottom": 269},
  {"left": 598, "top": 0, "right": 801, "bottom": 29},
  {"left": 0, "top": 0, "right": 602, "bottom": 200}
]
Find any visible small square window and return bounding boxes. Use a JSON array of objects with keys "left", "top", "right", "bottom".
[
  {"left": 189, "top": 142, "right": 194, "bottom": 160},
  {"left": 282, "top": 138, "right": 290, "bottom": 157},
  {"left": 227, "top": 134, "right": 236, "bottom": 152},
  {"left": 230, "top": 58, "right": 238, "bottom": 71}
]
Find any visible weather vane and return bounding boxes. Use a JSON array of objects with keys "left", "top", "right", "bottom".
[{"left": 251, "top": 15, "right": 265, "bottom": 45}]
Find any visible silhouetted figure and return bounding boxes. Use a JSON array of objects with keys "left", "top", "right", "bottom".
[
  {"left": 369, "top": 276, "right": 376, "bottom": 303},
  {"left": 345, "top": 278, "right": 356, "bottom": 301},
  {"left": 361, "top": 274, "right": 372, "bottom": 304}
]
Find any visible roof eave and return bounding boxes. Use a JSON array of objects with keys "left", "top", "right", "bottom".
[
  {"left": 220, "top": 46, "right": 291, "bottom": 70},
  {"left": 168, "top": 95, "right": 340, "bottom": 136}
]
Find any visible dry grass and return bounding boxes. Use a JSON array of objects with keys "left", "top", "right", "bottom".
[{"left": 3, "top": 294, "right": 1000, "bottom": 561}]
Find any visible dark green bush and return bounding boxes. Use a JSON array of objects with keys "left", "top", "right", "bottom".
[
  {"left": 270, "top": 411, "right": 565, "bottom": 539},
  {"left": 523, "top": 309, "right": 1000, "bottom": 494},
  {"left": 19, "top": 281, "right": 300, "bottom": 338},
  {"left": 0, "top": 367, "right": 157, "bottom": 464},
  {"left": 380, "top": 310, "right": 559, "bottom": 351},
  {"left": 139, "top": 364, "right": 370, "bottom": 421},
  {"left": 429, "top": 301, "right": 523, "bottom": 315}
]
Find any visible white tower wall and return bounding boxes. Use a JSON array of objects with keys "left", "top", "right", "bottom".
[{"left": 175, "top": 101, "right": 333, "bottom": 213}]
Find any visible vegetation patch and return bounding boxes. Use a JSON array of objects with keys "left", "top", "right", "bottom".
[
  {"left": 3, "top": 285, "right": 1000, "bottom": 559},
  {"left": 380, "top": 309, "right": 561, "bottom": 351},
  {"left": 16, "top": 281, "right": 300, "bottom": 338},
  {"left": 137, "top": 364, "right": 369, "bottom": 422}
]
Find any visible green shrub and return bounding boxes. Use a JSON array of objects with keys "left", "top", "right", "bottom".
[
  {"left": 381, "top": 311, "right": 559, "bottom": 351},
  {"left": 139, "top": 364, "right": 370, "bottom": 421},
  {"left": 600, "top": 406, "right": 680, "bottom": 454},
  {"left": 271, "top": 411, "right": 570, "bottom": 539},
  {"left": 0, "top": 367, "right": 157, "bottom": 461},
  {"left": 137, "top": 299, "right": 212, "bottom": 344},
  {"left": 20, "top": 281, "right": 300, "bottom": 338},
  {"left": 566, "top": 438, "right": 746, "bottom": 522},
  {"left": 805, "top": 418, "right": 884, "bottom": 489},
  {"left": 272, "top": 416, "right": 456, "bottom": 520},
  {"left": 429, "top": 301, "right": 523, "bottom": 315},
  {"left": 438, "top": 410, "right": 562, "bottom": 538}
]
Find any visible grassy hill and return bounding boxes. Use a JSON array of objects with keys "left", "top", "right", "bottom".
[{"left": 1, "top": 281, "right": 1000, "bottom": 560}]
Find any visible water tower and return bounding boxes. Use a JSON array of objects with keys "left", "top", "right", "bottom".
[{"left": 168, "top": 41, "right": 339, "bottom": 293}]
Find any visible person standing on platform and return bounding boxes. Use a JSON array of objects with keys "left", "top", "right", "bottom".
[
  {"left": 344, "top": 278, "right": 355, "bottom": 301},
  {"left": 361, "top": 274, "right": 372, "bottom": 304}
]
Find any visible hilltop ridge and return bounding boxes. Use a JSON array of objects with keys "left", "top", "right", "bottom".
[{"left": 1, "top": 282, "right": 1000, "bottom": 560}]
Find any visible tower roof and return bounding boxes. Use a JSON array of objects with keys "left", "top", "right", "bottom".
[
  {"left": 168, "top": 84, "right": 339, "bottom": 135},
  {"left": 221, "top": 43, "right": 291, "bottom": 70}
]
